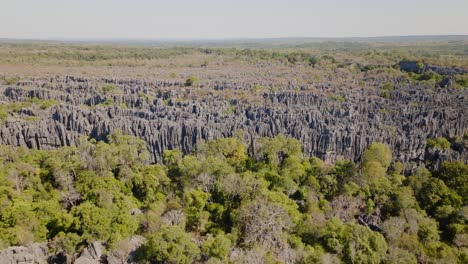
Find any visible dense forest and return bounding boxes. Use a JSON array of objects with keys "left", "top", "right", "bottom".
[{"left": 0, "top": 131, "right": 466, "bottom": 263}]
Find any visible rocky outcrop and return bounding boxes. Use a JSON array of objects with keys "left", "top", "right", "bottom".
[
  {"left": 0, "top": 243, "right": 49, "bottom": 264},
  {"left": 0, "top": 76, "right": 466, "bottom": 166},
  {"left": 106, "top": 236, "right": 145, "bottom": 264},
  {"left": 74, "top": 241, "right": 104, "bottom": 264},
  {"left": 399, "top": 60, "right": 467, "bottom": 76},
  {"left": 0, "top": 236, "right": 145, "bottom": 264}
]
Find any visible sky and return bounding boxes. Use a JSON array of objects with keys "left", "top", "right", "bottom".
[{"left": 1, "top": 0, "right": 467, "bottom": 40}]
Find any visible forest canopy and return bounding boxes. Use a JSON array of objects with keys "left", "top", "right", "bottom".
[{"left": 0, "top": 132, "right": 466, "bottom": 263}]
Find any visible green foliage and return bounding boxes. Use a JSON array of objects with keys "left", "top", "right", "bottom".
[
  {"left": 427, "top": 137, "right": 451, "bottom": 150},
  {"left": 163, "top": 149, "right": 182, "bottom": 166},
  {"left": 223, "top": 103, "right": 235, "bottom": 115},
  {"left": 185, "top": 76, "right": 199, "bottom": 87},
  {"left": 202, "top": 233, "right": 232, "bottom": 260},
  {"left": 415, "top": 71, "right": 444, "bottom": 82},
  {"left": 101, "top": 98, "right": 116, "bottom": 106},
  {"left": 321, "top": 218, "right": 388, "bottom": 263},
  {"left": 0, "top": 134, "right": 465, "bottom": 263},
  {"left": 251, "top": 84, "right": 269, "bottom": 94},
  {"left": 380, "top": 89, "right": 391, "bottom": 99},
  {"left": 201, "top": 137, "right": 247, "bottom": 169},
  {"left": 362, "top": 142, "right": 392, "bottom": 169},
  {"left": 382, "top": 82, "right": 395, "bottom": 91},
  {"left": 409, "top": 70, "right": 445, "bottom": 87},
  {"left": 435, "top": 161, "right": 468, "bottom": 201},
  {"left": 255, "top": 134, "right": 302, "bottom": 168},
  {"left": 184, "top": 189, "right": 211, "bottom": 231},
  {"left": 333, "top": 159, "right": 358, "bottom": 188},
  {"left": 3, "top": 76, "right": 19, "bottom": 85},
  {"left": 454, "top": 74, "right": 468, "bottom": 88},
  {"left": 330, "top": 94, "right": 345, "bottom": 103},
  {"left": 416, "top": 61, "right": 425, "bottom": 72},
  {"left": 380, "top": 81, "right": 395, "bottom": 99},
  {"left": 0, "top": 105, "right": 7, "bottom": 124},
  {"left": 101, "top": 84, "right": 117, "bottom": 93},
  {"left": 0, "top": 99, "right": 56, "bottom": 124},
  {"left": 139, "top": 225, "right": 200, "bottom": 264},
  {"left": 308, "top": 56, "right": 319, "bottom": 66},
  {"left": 417, "top": 177, "right": 462, "bottom": 216},
  {"left": 29, "top": 97, "right": 58, "bottom": 109},
  {"left": 131, "top": 165, "right": 169, "bottom": 205},
  {"left": 360, "top": 143, "right": 393, "bottom": 195}
]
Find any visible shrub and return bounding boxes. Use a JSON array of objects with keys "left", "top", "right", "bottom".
[
  {"left": 308, "top": 56, "right": 318, "bottom": 66},
  {"left": 380, "top": 89, "right": 391, "bottom": 99},
  {"left": 362, "top": 142, "right": 392, "bottom": 169},
  {"left": 330, "top": 94, "right": 345, "bottom": 103},
  {"left": 139, "top": 226, "right": 200, "bottom": 264},
  {"left": 427, "top": 137, "right": 450, "bottom": 150},
  {"left": 382, "top": 82, "right": 394, "bottom": 91},
  {"left": 454, "top": 74, "right": 468, "bottom": 88},
  {"left": 30, "top": 98, "right": 58, "bottom": 109},
  {"left": 102, "top": 99, "right": 116, "bottom": 106},
  {"left": 101, "top": 84, "right": 117, "bottom": 93},
  {"left": 202, "top": 233, "right": 231, "bottom": 260},
  {"left": 4, "top": 77, "right": 19, "bottom": 85},
  {"left": 185, "top": 76, "right": 199, "bottom": 87},
  {"left": 415, "top": 71, "right": 443, "bottom": 82},
  {"left": 0, "top": 106, "right": 7, "bottom": 124},
  {"left": 380, "top": 82, "right": 394, "bottom": 99}
]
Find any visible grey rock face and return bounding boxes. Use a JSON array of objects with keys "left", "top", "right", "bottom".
[
  {"left": 0, "top": 236, "right": 145, "bottom": 264},
  {"left": 106, "top": 235, "right": 146, "bottom": 264},
  {"left": 74, "top": 241, "right": 104, "bottom": 264},
  {"left": 399, "top": 60, "right": 467, "bottom": 76},
  {"left": 0, "top": 76, "right": 466, "bottom": 166},
  {"left": 0, "top": 243, "right": 48, "bottom": 264}
]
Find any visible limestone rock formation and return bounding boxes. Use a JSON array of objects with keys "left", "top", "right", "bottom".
[
  {"left": 0, "top": 236, "right": 145, "bottom": 264},
  {"left": 0, "top": 76, "right": 466, "bottom": 167},
  {"left": 0, "top": 243, "right": 49, "bottom": 264}
]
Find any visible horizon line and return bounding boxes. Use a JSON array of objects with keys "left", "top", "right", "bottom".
[{"left": 1, "top": 34, "right": 468, "bottom": 43}]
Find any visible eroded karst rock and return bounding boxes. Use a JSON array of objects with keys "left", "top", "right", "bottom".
[{"left": 0, "top": 76, "right": 466, "bottom": 167}]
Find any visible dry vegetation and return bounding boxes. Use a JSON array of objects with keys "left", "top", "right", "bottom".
[
  {"left": 1, "top": 40, "right": 466, "bottom": 105},
  {"left": 0, "top": 39, "right": 467, "bottom": 263}
]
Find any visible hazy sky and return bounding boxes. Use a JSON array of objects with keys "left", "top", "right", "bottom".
[{"left": 1, "top": 0, "right": 467, "bottom": 39}]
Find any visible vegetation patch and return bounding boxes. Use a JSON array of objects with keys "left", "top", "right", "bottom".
[
  {"left": 427, "top": 137, "right": 451, "bottom": 150},
  {"left": 0, "top": 133, "right": 465, "bottom": 263},
  {"left": 185, "top": 76, "right": 199, "bottom": 87}
]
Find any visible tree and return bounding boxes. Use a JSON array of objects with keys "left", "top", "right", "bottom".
[
  {"left": 139, "top": 225, "right": 200, "bottom": 264},
  {"left": 201, "top": 138, "right": 247, "bottom": 165},
  {"left": 407, "top": 167, "right": 432, "bottom": 196},
  {"left": 417, "top": 177, "right": 462, "bottom": 217},
  {"left": 202, "top": 233, "right": 232, "bottom": 261},
  {"left": 435, "top": 161, "right": 468, "bottom": 201},
  {"left": 362, "top": 143, "right": 392, "bottom": 169},
  {"left": 308, "top": 56, "right": 318, "bottom": 67},
  {"left": 71, "top": 201, "right": 137, "bottom": 246},
  {"left": 184, "top": 189, "right": 211, "bottom": 231},
  {"left": 0, "top": 132, "right": 466, "bottom": 261},
  {"left": 185, "top": 76, "right": 199, "bottom": 87},
  {"left": 333, "top": 160, "right": 357, "bottom": 190},
  {"left": 427, "top": 137, "right": 451, "bottom": 150},
  {"left": 132, "top": 165, "right": 169, "bottom": 205},
  {"left": 321, "top": 218, "right": 388, "bottom": 264},
  {"left": 255, "top": 135, "right": 302, "bottom": 168}
]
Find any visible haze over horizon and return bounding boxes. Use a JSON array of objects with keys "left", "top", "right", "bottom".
[{"left": 1, "top": 0, "right": 467, "bottom": 40}]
